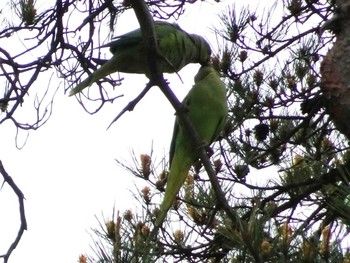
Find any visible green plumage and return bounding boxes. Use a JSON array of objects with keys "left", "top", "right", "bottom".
[
  {"left": 69, "top": 21, "right": 211, "bottom": 96},
  {"left": 154, "top": 65, "right": 228, "bottom": 230}
]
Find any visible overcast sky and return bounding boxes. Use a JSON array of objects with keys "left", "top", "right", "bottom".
[{"left": 0, "top": 1, "right": 245, "bottom": 262}]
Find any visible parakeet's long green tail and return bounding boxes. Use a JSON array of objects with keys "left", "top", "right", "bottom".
[
  {"left": 69, "top": 76, "right": 93, "bottom": 96},
  {"left": 145, "top": 152, "right": 193, "bottom": 252},
  {"left": 69, "top": 57, "right": 119, "bottom": 96},
  {"left": 155, "top": 153, "right": 193, "bottom": 228}
]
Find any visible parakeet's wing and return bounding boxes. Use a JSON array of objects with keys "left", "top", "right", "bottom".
[
  {"left": 103, "top": 22, "right": 182, "bottom": 53},
  {"left": 169, "top": 67, "right": 227, "bottom": 165}
]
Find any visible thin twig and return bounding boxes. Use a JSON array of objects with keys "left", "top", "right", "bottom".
[
  {"left": 107, "top": 82, "right": 153, "bottom": 129},
  {"left": 0, "top": 160, "right": 27, "bottom": 263}
]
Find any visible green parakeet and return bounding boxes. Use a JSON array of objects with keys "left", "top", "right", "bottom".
[
  {"left": 69, "top": 21, "right": 211, "bottom": 96},
  {"left": 153, "top": 65, "right": 228, "bottom": 234}
]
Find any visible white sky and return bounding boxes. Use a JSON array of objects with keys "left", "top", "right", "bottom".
[{"left": 0, "top": 1, "right": 247, "bottom": 262}]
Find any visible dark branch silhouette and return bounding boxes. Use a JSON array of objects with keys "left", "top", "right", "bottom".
[{"left": 0, "top": 161, "right": 27, "bottom": 263}]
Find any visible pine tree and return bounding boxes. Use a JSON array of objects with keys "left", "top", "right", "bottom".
[
  {"left": 84, "top": 1, "right": 350, "bottom": 262},
  {"left": 2, "top": 0, "right": 350, "bottom": 262}
]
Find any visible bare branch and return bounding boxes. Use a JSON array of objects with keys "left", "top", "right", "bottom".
[
  {"left": 107, "top": 82, "right": 153, "bottom": 129},
  {"left": 0, "top": 161, "right": 27, "bottom": 263}
]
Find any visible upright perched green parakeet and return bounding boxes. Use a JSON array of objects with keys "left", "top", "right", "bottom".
[
  {"left": 152, "top": 65, "right": 228, "bottom": 235},
  {"left": 69, "top": 21, "right": 211, "bottom": 96}
]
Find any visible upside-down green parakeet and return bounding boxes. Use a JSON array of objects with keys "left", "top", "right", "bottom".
[
  {"left": 69, "top": 21, "right": 211, "bottom": 96},
  {"left": 153, "top": 65, "right": 228, "bottom": 235}
]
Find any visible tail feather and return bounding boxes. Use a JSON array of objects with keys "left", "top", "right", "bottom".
[
  {"left": 155, "top": 153, "right": 192, "bottom": 228},
  {"left": 69, "top": 75, "right": 93, "bottom": 96},
  {"left": 69, "top": 56, "right": 119, "bottom": 96},
  {"left": 144, "top": 154, "right": 191, "bottom": 256}
]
